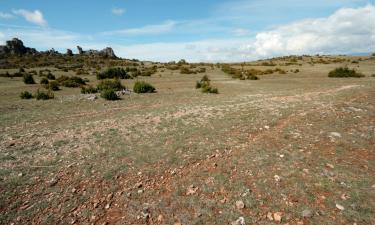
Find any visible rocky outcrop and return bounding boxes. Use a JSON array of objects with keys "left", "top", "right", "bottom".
[
  {"left": 77, "top": 46, "right": 84, "bottom": 55},
  {"left": 66, "top": 49, "right": 73, "bottom": 56},
  {"left": 100, "top": 47, "right": 116, "bottom": 58},
  {"left": 0, "top": 38, "right": 118, "bottom": 58},
  {"left": 76, "top": 46, "right": 117, "bottom": 58},
  {"left": 0, "top": 38, "right": 37, "bottom": 56}
]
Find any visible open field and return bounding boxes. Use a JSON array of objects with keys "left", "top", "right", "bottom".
[{"left": 1, "top": 57, "right": 375, "bottom": 224}]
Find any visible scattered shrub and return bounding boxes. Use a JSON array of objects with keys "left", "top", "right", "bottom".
[
  {"left": 23, "top": 74, "right": 35, "bottom": 84},
  {"left": 180, "top": 67, "right": 196, "bottom": 74},
  {"left": 35, "top": 89, "right": 54, "bottom": 100},
  {"left": 40, "top": 77, "right": 49, "bottom": 85},
  {"left": 20, "top": 91, "right": 33, "bottom": 99},
  {"left": 48, "top": 81, "right": 60, "bottom": 91},
  {"left": 97, "top": 67, "right": 131, "bottom": 80},
  {"left": 97, "top": 79, "right": 124, "bottom": 91},
  {"left": 81, "top": 85, "right": 98, "bottom": 94},
  {"left": 57, "top": 75, "right": 86, "bottom": 87},
  {"left": 46, "top": 73, "right": 56, "bottom": 80},
  {"left": 201, "top": 85, "right": 218, "bottom": 94},
  {"left": 100, "top": 89, "right": 119, "bottom": 100},
  {"left": 196, "top": 75, "right": 218, "bottom": 94},
  {"left": 328, "top": 67, "right": 364, "bottom": 78},
  {"left": 133, "top": 81, "right": 156, "bottom": 93}
]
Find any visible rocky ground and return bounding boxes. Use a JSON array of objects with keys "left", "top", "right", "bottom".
[{"left": 0, "top": 58, "right": 374, "bottom": 224}]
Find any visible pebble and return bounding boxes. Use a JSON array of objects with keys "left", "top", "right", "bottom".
[
  {"left": 235, "top": 200, "right": 245, "bottom": 209},
  {"left": 186, "top": 185, "right": 198, "bottom": 195},
  {"left": 231, "top": 217, "right": 245, "bottom": 225},
  {"left": 302, "top": 209, "right": 313, "bottom": 218},
  {"left": 273, "top": 212, "right": 282, "bottom": 222},
  {"left": 336, "top": 203, "right": 345, "bottom": 211}
]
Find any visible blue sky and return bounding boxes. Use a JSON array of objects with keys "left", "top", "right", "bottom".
[{"left": 1, "top": 0, "right": 375, "bottom": 62}]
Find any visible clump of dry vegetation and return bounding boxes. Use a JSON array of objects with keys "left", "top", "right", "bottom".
[
  {"left": 133, "top": 81, "right": 156, "bottom": 93},
  {"left": 328, "top": 67, "right": 364, "bottom": 78},
  {"left": 196, "top": 75, "right": 218, "bottom": 94}
]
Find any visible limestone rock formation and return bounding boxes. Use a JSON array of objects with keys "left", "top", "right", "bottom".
[{"left": 0, "top": 38, "right": 37, "bottom": 56}]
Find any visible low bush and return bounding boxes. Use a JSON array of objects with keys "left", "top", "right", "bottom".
[
  {"left": 180, "top": 67, "right": 197, "bottom": 74},
  {"left": 196, "top": 75, "right": 218, "bottom": 94},
  {"left": 23, "top": 74, "right": 35, "bottom": 84},
  {"left": 40, "top": 77, "right": 49, "bottom": 85},
  {"left": 133, "top": 81, "right": 156, "bottom": 93},
  {"left": 20, "top": 91, "right": 33, "bottom": 99},
  {"left": 57, "top": 75, "right": 86, "bottom": 87},
  {"left": 97, "top": 67, "right": 131, "bottom": 80},
  {"left": 100, "top": 89, "right": 119, "bottom": 100},
  {"left": 35, "top": 89, "right": 54, "bottom": 100},
  {"left": 201, "top": 85, "right": 218, "bottom": 94},
  {"left": 97, "top": 79, "right": 124, "bottom": 91},
  {"left": 48, "top": 81, "right": 60, "bottom": 91},
  {"left": 46, "top": 73, "right": 56, "bottom": 80},
  {"left": 81, "top": 85, "right": 98, "bottom": 94},
  {"left": 328, "top": 67, "right": 364, "bottom": 78}
]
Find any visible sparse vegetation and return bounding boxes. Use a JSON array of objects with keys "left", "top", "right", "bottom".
[
  {"left": 56, "top": 75, "right": 86, "bottom": 87},
  {"left": 133, "top": 81, "right": 156, "bottom": 94},
  {"left": 196, "top": 75, "right": 218, "bottom": 94},
  {"left": 35, "top": 89, "right": 54, "bottom": 100},
  {"left": 81, "top": 85, "right": 98, "bottom": 94},
  {"left": 48, "top": 81, "right": 60, "bottom": 91},
  {"left": 97, "top": 67, "right": 131, "bottom": 80},
  {"left": 97, "top": 79, "right": 124, "bottom": 91},
  {"left": 40, "top": 77, "right": 49, "bottom": 85},
  {"left": 133, "top": 81, "right": 156, "bottom": 93},
  {"left": 19, "top": 91, "right": 33, "bottom": 99},
  {"left": 100, "top": 88, "right": 119, "bottom": 100},
  {"left": 328, "top": 67, "right": 364, "bottom": 78},
  {"left": 23, "top": 74, "right": 35, "bottom": 84}
]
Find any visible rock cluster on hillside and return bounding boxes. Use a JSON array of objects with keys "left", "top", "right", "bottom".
[
  {"left": 76, "top": 46, "right": 117, "bottom": 58},
  {"left": 0, "top": 38, "right": 37, "bottom": 56},
  {"left": 0, "top": 37, "right": 117, "bottom": 58}
]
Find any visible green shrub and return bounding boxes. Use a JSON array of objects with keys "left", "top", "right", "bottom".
[
  {"left": 196, "top": 75, "right": 218, "bottom": 94},
  {"left": 48, "top": 81, "right": 60, "bottom": 91},
  {"left": 40, "top": 77, "right": 49, "bottom": 84},
  {"left": 20, "top": 91, "right": 33, "bottom": 99},
  {"left": 328, "top": 67, "right": 364, "bottom": 78},
  {"left": 35, "top": 89, "right": 54, "bottom": 100},
  {"left": 81, "top": 85, "right": 98, "bottom": 94},
  {"left": 248, "top": 75, "right": 259, "bottom": 80},
  {"left": 46, "top": 73, "right": 56, "bottom": 80},
  {"left": 97, "top": 67, "right": 131, "bottom": 80},
  {"left": 133, "top": 81, "right": 156, "bottom": 93},
  {"left": 201, "top": 85, "right": 218, "bottom": 94},
  {"left": 195, "top": 81, "right": 202, "bottom": 89},
  {"left": 97, "top": 79, "right": 124, "bottom": 91},
  {"left": 100, "top": 89, "right": 119, "bottom": 100},
  {"left": 23, "top": 74, "right": 35, "bottom": 84},
  {"left": 57, "top": 76, "right": 86, "bottom": 87}
]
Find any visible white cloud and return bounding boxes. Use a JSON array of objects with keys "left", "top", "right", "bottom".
[
  {"left": 112, "top": 7, "right": 125, "bottom": 15},
  {"left": 101, "top": 20, "right": 177, "bottom": 36},
  {"left": 2, "top": 5, "right": 375, "bottom": 62},
  {"left": 0, "top": 12, "right": 14, "bottom": 19},
  {"left": 253, "top": 4, "right": 375, "bottom": 57},
  {"left": 12, "top": 9, "right": 47, "bottom": 27}
]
